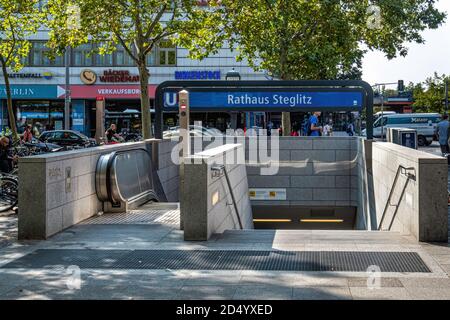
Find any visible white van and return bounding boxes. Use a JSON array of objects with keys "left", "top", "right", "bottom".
[
  {"left": 363, "top": 113, "right": 441, "bottom": 146},
  {"left": 374, "top": 111, "right": 396, "bottom": 118}
]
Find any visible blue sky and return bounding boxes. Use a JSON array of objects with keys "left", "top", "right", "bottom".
[{"left": 362, "top": 0, "right": 450, "bottom": 87}]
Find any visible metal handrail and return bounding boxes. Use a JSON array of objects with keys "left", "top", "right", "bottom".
[
  {"left": 378, "top": 165, "right": 416, "bottom": 231},
  {"left": 211, "top": 164, "right": 243, "bottom": 229}
]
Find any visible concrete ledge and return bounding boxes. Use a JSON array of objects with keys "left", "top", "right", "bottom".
[
  {"left": 182, "top": 144, "right": 253, "bottom": 241},
  {"left": 368, "top": 142, "right": 447, "bottom": 242}
]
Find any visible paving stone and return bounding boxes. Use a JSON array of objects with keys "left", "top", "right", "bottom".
[
  {"left": 292, "top": 287, "right": 351, "bottom": 300},
  {"left": 291, "top": 275, "right": 349, "bottom": 287},
  {"left": 233, "top": 285, "right": 293, "bottom": 300},
  {"left": 347, "top": 277, "right": 403, "bottom": 288},
  {"left": 119, "top": 286, "right": 178, "bottom": 300},
  {"left": 432, "top": 255, "right": 450, "bottom": 264},
  {"left": 438, "top": 264, "right": 450, "bottom": 274},
  {"left": 175, "top": 285, "right": 236, "bottom": 300},
  {"left": 350, "top": 287, "right": 411, "bottom": 300},
  {"left": 406, "top": 287, "right": 450, "bottom": 300},
  {"left": 185, "top": 273, "right": 242, "bottom": 285},
  {"left": 399, "top": 278, "right": 450, "bottom": 289}
]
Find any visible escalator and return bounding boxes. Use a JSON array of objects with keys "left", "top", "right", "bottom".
[{"left": 95, "top": 148, "right": 167, "bottom": 210}]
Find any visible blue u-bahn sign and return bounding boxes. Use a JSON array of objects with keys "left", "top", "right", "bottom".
[
  {"left": 154, "top": 80, "right": 374, "bottom": 139},
  {"left": 163, "top": 90, "right": 364, "bottom": 111}
]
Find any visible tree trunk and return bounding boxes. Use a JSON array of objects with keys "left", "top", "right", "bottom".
[
  {"left": 137, "top": 59, "right": 152, "bottom": 139},
  {"left": 0, "top": 60, "right": 18, "bottom": 142},
  {"left": 281, "top": 112, "right": 291, "bottom": 136}
]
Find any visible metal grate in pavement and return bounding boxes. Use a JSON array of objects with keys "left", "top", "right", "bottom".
[
  {"left": 1, "top": 249, "right": 431, "bottom": 272},
  {"left": 80, "top": 209, "right": 179, "bottom": 226}
]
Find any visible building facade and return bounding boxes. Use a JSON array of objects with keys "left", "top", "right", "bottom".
[{"left": 0, "top": 29, "right": 266, "bottom": 137}]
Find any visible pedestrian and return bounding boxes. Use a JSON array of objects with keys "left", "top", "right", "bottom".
[
  {"left": 0, "top": 137, "right": 15, "bottom": 173},
  {"left": 267, "top": 121, "right": 273, "bottom": 136},
  {"left": 323, "top": 120, "right": 333, "bottom": 137},
  {"left": 105, "top": 123, "right": 121, "bottom": 143},
  {"left": 307, "top": 112, "right": 322, "bottom": 136},
  {"left": 22, "top": 124, "right": 33, "bottom": 143},
  {"left": 436, "top": 114, "right": 450, "bottom": 155},
  {"left": 346, "top": 122, "right": 355, "bottom": 136}
]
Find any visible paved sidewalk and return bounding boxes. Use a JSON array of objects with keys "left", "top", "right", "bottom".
[{"left": 1, "top": 203, "right": 450, "bottom": 300}]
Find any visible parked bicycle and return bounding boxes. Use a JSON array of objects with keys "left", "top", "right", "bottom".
[{"left": 0, "top": 172, "right": 18, "bottom": 213}]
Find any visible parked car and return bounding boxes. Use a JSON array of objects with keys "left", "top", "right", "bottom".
[
  {"left": 38, "top": 130, "right": 97, "bottom": 148},
  {"left": 26, "top": 137, "right": 62, "bottom": 152},
  {"left": 362, "top": 113, "right": 441, "bottom": 146}
]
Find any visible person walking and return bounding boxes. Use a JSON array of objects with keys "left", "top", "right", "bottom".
[
  {"left": 105, "top": 123, "right": 122, "bottom": 144},
  {"left": 323, "top": 120, "right": 333, "bottom": 137},
  {"left": 436, "top": 114, "right": 450, "bottom": 155},
  {"left": 22, "top": 124, "right": 33, "bottom": 143},
  {"left": 346, "top": 122, "right": 355, "bottom": 136},
  {"left": 0, "top": 137, "right": 16, "bottom": 173},
  {"left": 307, "top": 112, "right": 322, "bottom": 136}
]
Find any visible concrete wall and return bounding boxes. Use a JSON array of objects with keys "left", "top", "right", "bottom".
[
  {"left": 18, "top": 139, "right": 177, "bottom": 240},
  {"left": 182, "top": 144, "right": 253, "bottom": 240},
  {"left": 354, "top": 139, "right": 373, "bottom": 231},
  {"left": 157, "top": 139, "right": 180, "bottom": 202},
  {"left": 365, "top": 142, "right": 447, "bottom": 242},
  {"left": 244, "top": 137, "right": 358, "bottom": 208}
]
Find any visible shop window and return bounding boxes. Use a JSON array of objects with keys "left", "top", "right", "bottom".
[
  {"left": 15, "top": 100, "right": 64, "bottom": 136},
  {"left": 72, "top": 43, "right": 93, "bottom": 66},
  {"left": 31, "top": 42, "right": 64, "bottom": 66}
]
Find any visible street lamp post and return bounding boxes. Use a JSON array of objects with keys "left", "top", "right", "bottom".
[
  {"left": 380, "top": 85, "right": 385, "bottom": 140},
  {"left": 373, "top": 82, "right": 397, "bottom": 140},
  {"left": 445, "top": 80, "right": 449, "bottom": 115},
  {"left": 64, "top": 47, "right": 71, "bottom": 130},
  {"left": 64, "top": 4, "right": 80, "bottom": 130}
]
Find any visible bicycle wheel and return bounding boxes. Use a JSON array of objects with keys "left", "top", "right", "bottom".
[{"left": 0, "top": 177, "right": 18, "bottom": 212}]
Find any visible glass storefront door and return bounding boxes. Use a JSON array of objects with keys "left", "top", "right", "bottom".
[{"left": 15, "top": 100, "right": 64, "bottom": 136}]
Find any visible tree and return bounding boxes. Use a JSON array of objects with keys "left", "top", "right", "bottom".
[
  {"left": 216, "top": 0, "right": 446, "bottom": 135},
  {"left": 0, "top": 0, "right": 43, "bottom": 141},
  {"left": 45, "top": 0, "right": 223, "bottom": 139},
  {"left": 412, "top": 73, "right": 449, "bottom": 114}
]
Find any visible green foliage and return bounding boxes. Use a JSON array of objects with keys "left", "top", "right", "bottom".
[
  {"left": 45, "top": 0, "right": 223, "bottom": 64},
  {"left": 45, "top": 0, "right": 224, "bottom": 138},
  {"left": 0, "top": 0, "right": 43, "bottom": 70},
  {"left": 0, "top": 127, "right": 12, "bottom": 137},
  {"left": 412, "top": 73, "right": 449, "bottom": 114},
  {"left": 0, "top": 0, "right": 44, "bottom": 142},
  {"left": 213, "top": 0, "right": 446, "bottom": 81}
]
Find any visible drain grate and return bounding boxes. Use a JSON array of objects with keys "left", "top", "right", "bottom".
[
  {"left": 1, "top": 249, "right": 431, "bottom": 272},
  {"left": 80, "top": 209, "right": 180, "bottom": 226}
]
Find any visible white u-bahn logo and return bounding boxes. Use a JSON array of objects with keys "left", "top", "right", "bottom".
[{"left": 164, "top": 92, "right": 178, "bottom": 107}]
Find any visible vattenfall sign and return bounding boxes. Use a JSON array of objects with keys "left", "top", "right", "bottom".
[{"left": 163, "top": 90, "right": 364, "bottom": 111}]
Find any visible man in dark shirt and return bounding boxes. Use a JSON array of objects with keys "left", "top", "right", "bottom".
[
  {"left": 0, "top": 137, "right": 13, "bottom": 173},
  {"left": 105, "top": 123, "right": 120, "bottom": 143}
]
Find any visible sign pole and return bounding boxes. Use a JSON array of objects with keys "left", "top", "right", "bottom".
[
  {"left": 64, "top": 46, "right": 71, "bottom": 130},
  {"left": 445, "top": 80, "right": 449, "bottom": 114},
  {"left": 178, "top": 90, "right": 190, "bottom": 231},
  {"left": 95, "top": 97, "right": 105, "bottom": 144}
]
